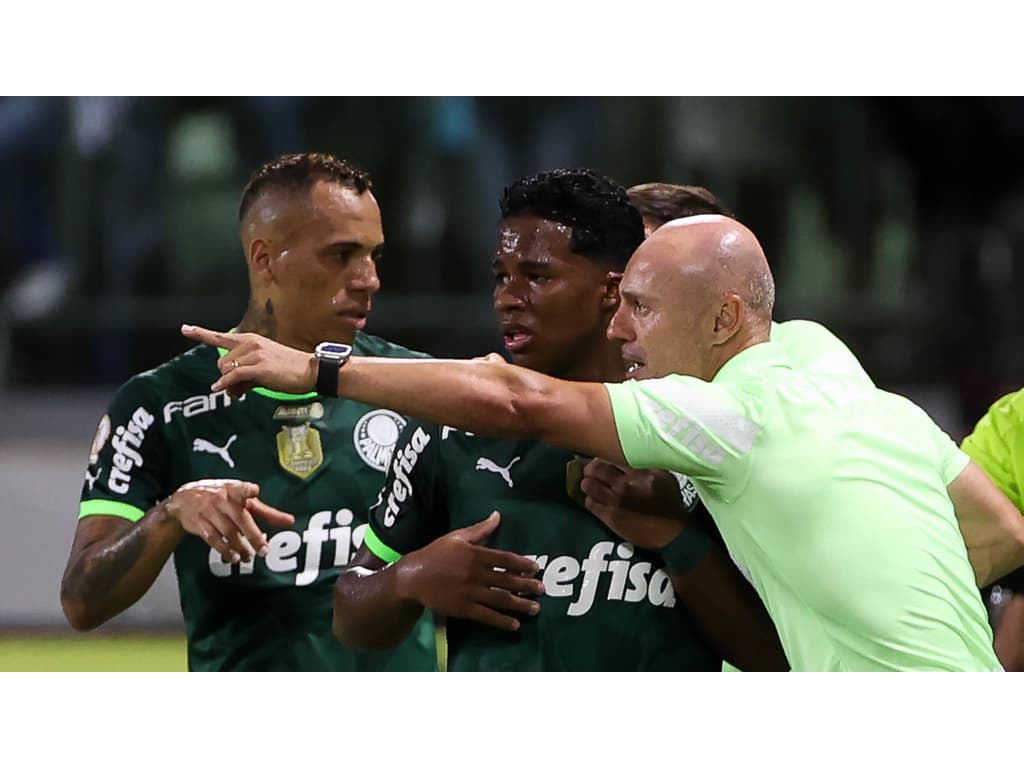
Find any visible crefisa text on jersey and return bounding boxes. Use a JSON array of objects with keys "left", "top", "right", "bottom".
[{"left": 208, "top": 508, "right": 364, "bottom": 586}]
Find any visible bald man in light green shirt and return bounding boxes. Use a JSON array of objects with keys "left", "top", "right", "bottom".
[
  {"left": 185, "top": 215, "right": 1024, "bottom": 671},
  {"left": 608, "top": 319, "right": 991, "bottom": 670}
]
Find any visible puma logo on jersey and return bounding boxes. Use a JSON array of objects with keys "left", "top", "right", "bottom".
[
  {"left": 84, "top": 467, "right": 102, "bottom": 492},
  {"left": 475, "top": 456, "right": 520, "bottom": 487},
  {"left": 193, "top": 435, "right": 237, "bottom": 468}
]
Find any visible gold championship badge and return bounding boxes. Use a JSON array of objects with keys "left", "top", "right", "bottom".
[{"left": 276, "top": 423, "right": 324, "bottom": 479}]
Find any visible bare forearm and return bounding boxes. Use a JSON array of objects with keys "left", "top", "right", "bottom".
[
  {"left": 338, "top": 358, "right": 541, "bottom": 439},
  {"left": 332, "top": 564, "right": 424, "bottom": 650},
  {"left": 949, "top": 462, "right": 1024, "bottom": 587},
  {"left": 994, "top": 595, "right": 1024, "bottom": 672},
  {"left": 336, "top": 358, "right": 622, "bottom": 460},
  {"left": 60, "top": 506, "right": 185, "bottom": 631},
  {"left": 672, "top": 551, "right": 789, "bottom": 671}
]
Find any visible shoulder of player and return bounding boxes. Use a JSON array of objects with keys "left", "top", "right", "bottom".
[
  {"left": 970, "top": 386, "right": 1024, "bottom": 446},
  {"left": 353, "top": 331, "right": 431, "bottom": 360},
  {"left": 105, "top": 345, "right": 218, "bottom": 415}
]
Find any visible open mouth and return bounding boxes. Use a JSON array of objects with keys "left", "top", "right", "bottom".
[
  {"left": 503, "top": 329, "right": 534, "bottom": 352},
  {"left": 625, "top": 360, "right": 646, "bottom": 379}
]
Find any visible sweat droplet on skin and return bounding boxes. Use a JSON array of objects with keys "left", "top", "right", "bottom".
[{"left": 499, "top": 228, "right": 520, "bottom": 253}]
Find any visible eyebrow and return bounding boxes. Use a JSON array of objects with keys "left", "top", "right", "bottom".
[
  {"left": 620, "top": 287, "right": 651, "bottom": 302},
  {"left": 325, "top": 239, "right": 384, "bottom": 252},
  {"left": 490, "top": 258, "right": 554, "bottom": 270}
]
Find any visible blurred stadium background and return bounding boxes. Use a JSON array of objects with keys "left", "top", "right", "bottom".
[{"left": 3, "top": 96, "right": 1024, "bottom": 671}]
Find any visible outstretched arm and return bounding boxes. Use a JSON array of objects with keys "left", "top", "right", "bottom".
[{"left": 182, "top": 325, "right": 626, "bottom": 463}]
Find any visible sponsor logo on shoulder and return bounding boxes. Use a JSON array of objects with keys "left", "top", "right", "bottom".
[
  {"left": 109, "top": 407, "right": 155, "bottom": 494},
  {"left": 380, "top": 426, "right": 432, "bottom": 527},
  {"left": 354, "top": 409, "right": 406, "bottom": 472}
]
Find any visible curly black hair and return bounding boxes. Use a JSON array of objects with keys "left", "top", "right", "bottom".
[
  {"left": 499, "top": 168, "right": 644, "bottom": 269},
  {"left": 238, "top": 152, "right": 373, "bottom": 223}
]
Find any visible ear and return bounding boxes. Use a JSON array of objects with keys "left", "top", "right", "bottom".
[
  {"left": 711, "top": 294, "right": 743, "bottom": 345},
  {"left": 248, "top": 238, "right": 274, "bottom": 284},
  {"left": 602, "top": 271, "right": 623, "bottom": 310}
]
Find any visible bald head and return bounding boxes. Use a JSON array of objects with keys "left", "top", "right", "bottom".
[
  {"left": 643, "top": 214, "right": 775, "bottom": 325},
  {"left": 609, "top": 214, "right": 775, "bottom": 381}
]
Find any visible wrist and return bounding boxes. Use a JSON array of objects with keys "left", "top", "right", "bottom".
[
  {"left": 313, "top": 342, "right": 353, "bottom": 397},
  {"left": 657, "top": 525, "right": 714, "bottom": 576},
  {"left": 306, "top": 352, "right": 320, "bottom": 393},
  {"left": 392, "top": 555, "right": 422, "bottom": 606},
  {"left": 154, "top": 497, "right": 187, "bottom": 540}
]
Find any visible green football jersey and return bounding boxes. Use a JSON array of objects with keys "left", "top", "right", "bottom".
[
  {"left": 80, "top": 332, "right": 436, "bottom": 672},
  {"left": 365, "top": 419, "right": 723, "bottom": 671}
]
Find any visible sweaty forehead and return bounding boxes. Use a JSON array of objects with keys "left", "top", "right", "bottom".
[
  {"left": 273, "top": 182, "right": 382, "bottom": 243},
  {"left": 311, "top": 181, "right": 379, "bottom": 223},
  {"left": 621, "top": 250, "right": 662, "bottom": 293},
  {"left": 496, "top": 216, "right": 573, "bottom": 260}
]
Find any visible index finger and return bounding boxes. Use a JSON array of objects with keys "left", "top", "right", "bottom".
[
  {"left": 476, "top": 547, "right": 541, "bottom": 576},
  {"left": 223, "top": 481, "right": 261, "bottom": 502},
  {"left": 246, "top": 497, "right": 297, "bottom": 528},
  {"left": 182, "top": 324, "right": 235, "bottom": 349}
]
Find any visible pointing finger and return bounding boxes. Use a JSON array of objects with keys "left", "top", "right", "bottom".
[{"left": 182, "top": 324, "right": 234, "bottom": 349}]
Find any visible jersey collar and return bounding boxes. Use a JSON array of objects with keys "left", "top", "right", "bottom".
[{"left": 713, "top": 339, "right": 789, "bottom": 383}]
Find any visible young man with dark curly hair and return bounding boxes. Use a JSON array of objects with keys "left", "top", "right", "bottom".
[{"left": 327, "top": 168, "right": 785, "bottom": 671}]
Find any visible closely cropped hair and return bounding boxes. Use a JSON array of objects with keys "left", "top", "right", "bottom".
[
  {"left": 627, "top": 183, "right": 734, "bottom": 228},
  {"left": 238, "top": 153, "right": 373, "bottom": 222},
  {"left": 500, "top": 168, "right": 644, "bottom": 270}
]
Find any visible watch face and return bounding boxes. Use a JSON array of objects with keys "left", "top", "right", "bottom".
[{"left": 316, "top": 342, "right": 352, "bottom": 357}]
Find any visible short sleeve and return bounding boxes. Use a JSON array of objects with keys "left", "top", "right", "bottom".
[
  {"left": 933, "top": 427, "right": 972, "bottom": 488},
  {"left": 604, "top": 376, "right": 758, "bottom": 484},
  {"left": 365, "top": 418, "right": 447, "bottom": 563},
  {"left": 79, "top": 377, "right": 169, "bottom": 522}
]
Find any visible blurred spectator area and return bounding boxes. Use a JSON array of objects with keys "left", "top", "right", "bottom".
[
  {"left": 3, "top": 97, "right": 1024, "bottom": 434},
  {"left": 5, "top": 96, "right": 1024, "bottom": 632}
]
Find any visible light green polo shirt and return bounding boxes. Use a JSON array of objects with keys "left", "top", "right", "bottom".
[{"left": 605, "top": 327, "right": 999, "bottom": 671}]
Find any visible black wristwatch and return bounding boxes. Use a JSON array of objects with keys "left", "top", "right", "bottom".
[{"left": 314, "top": 342, "right": 353, "bottom": 398}]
